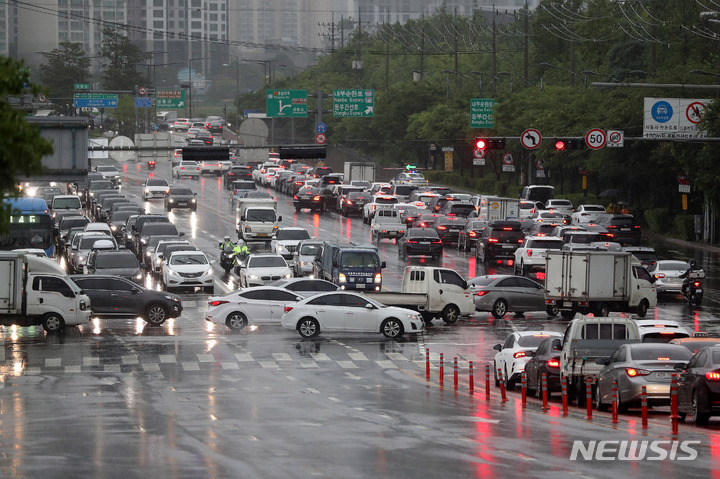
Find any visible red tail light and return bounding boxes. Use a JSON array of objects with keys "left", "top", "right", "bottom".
[
  {"left": 293, "top": 195, "right": 298, "bottom": 200},
  {"left": 607, "top": 225, "right": 618, "bottom": 229},
  {"left": 502, "top": 227, "right": 512, "bottom": 231},
  {"left": 536, "top": 272, "right": 546, "bottom": 281},
  {"left": 283, "top": 306, "right": 294, "bottom": 314},
  {"left": 488, "top": 238, "right": 498, "bottom": 243},
  {"left": 346, "top": 200, "right": 353, "bottom": 205},
  {"left": 372, "top": 205, "right": 377, "bottom": 211},
  {"left": 527, "top": 249, "right": 533, "bottom": 257},
  {"left": 261, "top": 169, "right": 266, "bottom": 173},
  {"left": 313, "top": 196, "right": 322, "bottom": 201},
  {"left": 437, "top": 226, "right": 447, "bottom": 230},
  {"left": 513, "top": 351, "right": 526, "bottom": 359},
  {"left": 625, "top": 368, "right": 650, "bottom": 377},
  {"left": 654, "top": 273, "right": 666, "bottom": 279},
  {"left": 634, "top": 225, "right": 641, "bottom": 229},
  {"left": 547, "top": 359, "right": 560, "bottom": 368},
  {"left": 474, "top": 291, "right": 489, "bottom": 296},
  {"left": 407, "top": 240, "right": 418, "bottom": 244},
  {"left": 694, "top": 281, "right": 701, "bottom": 288},
  {"left": 432, "top": 240, "right": 442, "bottom": 244},
  {"left": 469, "top": 231, "right": 477, "bottom": 237},
  {"left": 706, "top": 372, "right": 720, "bottom": 381},
  {"left": 208, "top": 300, "right": 229, "bottom": 307}
]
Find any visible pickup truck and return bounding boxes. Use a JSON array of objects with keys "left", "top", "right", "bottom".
[
  {"left": 364, "top": 266, "right": 475, "bottom": 324},
  {"left": 558, "top": 315, "right": 641, "bottom": 406},
  {"left": 370, "top": 208, "right": 406, "bottom": 243}
]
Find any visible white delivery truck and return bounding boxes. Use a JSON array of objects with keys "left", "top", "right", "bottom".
[
  {"left": 477, "top": 196, "right": 520, "bottom": 222},
  {"left": 0, "top": 252, "right": 92, "bottom": 332},
  {"left": 364, "top": 266, "right": 475, "bottom": 324},
  {"left": 237, "top": 204, "right": 282, "bottom": 242},
  {"left": 370, "top": 207, "right": 406, "bottom": 243},
  {"left": 544, "top": 251, "right": 657, "bottom": 319},
  {"left": 557, "top": 315, "right": 642, "bottom": 406},
  {"left": 344, "top": 162, "right": 376, "bottom": 183}
]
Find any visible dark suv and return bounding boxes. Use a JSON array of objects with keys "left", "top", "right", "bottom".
[
  {"left": 71, "top": 274, "right": 182, "bottom": 326},
  {"left": 595, "top": 214, "right": 641, "bottom": 245},
  {"left": 475, "top": 220, "right": 525, "bottom": 263}
]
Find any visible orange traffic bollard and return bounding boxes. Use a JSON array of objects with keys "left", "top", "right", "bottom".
[
  {"left": 641, "top": 385, "right": 648, "bottom": 429},
  {"left": 561, "top": 376, "right": 568, "bottom": 416},
  {"left": 485, "top": 364, "right": 490, "bottom": 398},
  {"left": 453, "top": 357, "right": 458, "bottom": 390},
  {"left": 425, "top": 348, "right": 430, "bottom": 380},
  {"left": 586, "top": 379, "right": 593, "bottom": 420},
  {"left": 469, "top": 361, "right": 474, "bottom": 393},
  {"left": 521, "top": 371, "right": 527, "bottom": 407},
  {"left": 611, "top": 379, "right": 619, "bottom": 423},
  {"left": 439, "top": 353, "right": 444, "bottom": 387},
  {"left": 498, "top": 368, "right": 507, "bottom": 402},
  {"left": 671, "top": 374, "right": 679, "bottom": 435}
]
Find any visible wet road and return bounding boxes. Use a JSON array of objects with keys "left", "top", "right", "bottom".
[{"left": 1, "top": 158, "right": 719, "bottom": 478}]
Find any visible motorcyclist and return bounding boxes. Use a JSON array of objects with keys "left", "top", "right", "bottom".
[
  {"left": 680, "top": 260, "right": 699, "bottom": 295},
  {"left": 233, "top": 239, "right": 249, "bottom": 261},
  {"left": 219, "top": 235, "right": 234, "bottom": 250}
]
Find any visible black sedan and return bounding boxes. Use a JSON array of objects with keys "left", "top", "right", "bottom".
[
  {"left": 341, "top": 191, "right": 372, "bottom": 216},
  {"left": 525, "top": 337, "right": 563, "bottom": 397},
  {"left": 165, "top": 187, "right": 197, "bottom": 211},
  {"left": 677, "top": 344, "right": 720, "bottom": 425},
  {"left": 70, "top": 274, "right": 183, "bottom": 326},
  {"left": 397, "top": 228, "right": 443, "bottom": 260},
  {"left": 293, "top": 186, "right": 331, "bottom": 212},
  {"left": 458, "top": 220, "right": 487, "bottom": 252},
  {"left": 224, "top": 166, "right": 253, "bottom": 189},
  {"left": 433, "top": 216, "right": 467, "bottom": 244}
]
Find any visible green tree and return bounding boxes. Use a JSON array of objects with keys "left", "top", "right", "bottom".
[
  {"left": 98, "top": 27, "right": 151, "bottom": 92},
  {"left": 0, "top": 57, "right": 54, "bottom": 233},
  {"left": 37, "top": 42, "right": 91, "bottom": 101}
]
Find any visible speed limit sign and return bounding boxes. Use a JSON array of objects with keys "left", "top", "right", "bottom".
[{"left": 585, "top": 128, "right": 606, "bottom": 150}]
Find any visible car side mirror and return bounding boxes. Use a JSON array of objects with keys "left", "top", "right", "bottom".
[
  {"left": 240, "top": 216, "right": 246, "bottom": 222},
  {"left": 595, "top": 358, "right": 608, "bottom": 366},
  {"left": 493, "top": 344, "right": 502, "bottom": 351},
  {"left": 381, "top": 261, "right": 387, "bottom": 269},
  {"left": 365, "top": 303, "right": 374, "bottom": 309},
  {"left": 132, "top": 287, "right": 141, "bottom": 294},
  {"left": 674, "top": 362, "right": 687, "bottom": 371},
  {"left": 551, "top": 338, "right": 562, "bottom": 350},
  {"left": 278, "top": 216, "right": 282, "bottom": 222},
  {"left": 179, "top": 232, "right": 185, "bottom": 237}
]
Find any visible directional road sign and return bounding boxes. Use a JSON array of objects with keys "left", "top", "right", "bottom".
[
  {"left": 333, "top": 89, "right": 374, "bottom": 117},
  {"left": 135, "top": 97, "right": 152, "bottom": 108},
  {"left": 157, "top": 89, "right": 186, "bottom": 109},
  {"left": 73, "top": 93, "right": 118, "bottom": 108},
  {"left": 585, "top": 128, "right": 606, "bottom": 150},
  {"left": 266, "top": 90, "right": 308, "bottom": 118},
  {"left": 470, "top": 99, "right": 494, "bottom": 128},
  {"left": 521, "top": 129, "right": 542, "bottom": 149},
  {"left": 74, "top": 83, "right": 90, "bottom": 90}
]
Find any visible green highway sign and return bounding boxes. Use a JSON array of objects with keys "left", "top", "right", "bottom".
[
  {"left": 73, "top": 93, "right": 118, "bottom": 108},
  {"left": 266, "top": 90, "right": 308, "bottom": 117},
  {"left": 470, "top": 99, "right": 495, "bottom": 128},
  {"left": 333, "top": 89, "right": 374, "bottom": 117},
  {"left": 74, "top": 83, "right": 90, "bottom": 90},
  {"left": 156, "top": 89, "right": 186, "bottom": 109}
]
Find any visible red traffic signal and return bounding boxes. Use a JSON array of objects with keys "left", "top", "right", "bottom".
[
  {"left": 554, "top": 138, "right": 584, "bottom": 150},
  {"left": 474, "top": 137, "right": 506, "bottom": 150},
  {"left": 475, "top": 138, "right": 487, "bottom": 150},
  {"left": 555, "top": 139, "right": 567, "bottom": 151}
]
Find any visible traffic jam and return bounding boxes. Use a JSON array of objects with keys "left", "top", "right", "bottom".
[{"left": 5, "top": 129, "right": 720, "bottom": 450}]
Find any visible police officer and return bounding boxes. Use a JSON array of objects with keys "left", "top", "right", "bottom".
[
  {"left": 219, "top": 235, "right": 234, "bottom": 250},
  {"left": 233, "top": 239, "right": 249, "bottom": 260}
]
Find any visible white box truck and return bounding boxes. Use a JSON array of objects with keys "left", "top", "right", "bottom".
[
  {"left": 476, "top": 196, "right": 520, "bottom": 222},
  {"left": 544, "top": 251, "right": 657, "bottom": 319},
  {"left": 237, "top": 204, "right": 281, "bottom": 242},
  {"left": 344, "top": 162, "right": 376, "bottom": 184},
  {"left": 0, "top": 252, "right": 92, "bottom": 332},
  {"left": 364, "top": 266, "right": 475, "bottom": 324}
]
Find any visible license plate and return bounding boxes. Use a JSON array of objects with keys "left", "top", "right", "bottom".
[
  {"left": 420, "top": 241, "right": 430, "bottom": 245},
  {"left": 356, "top": 283, "right": 365, "bottom": 289},
  {"left": 653, "top": 372, "right": 673, "bottom": 379},
  {"left": 258, "top": 233, "right": 268, "bottom": 237},
  {"left": 562, "top": 301, "right": 573, "bottom": 307},
  {"left": 620, "top": 227, "right": 630, "bottom": 231},
  {"left": 695, "top": 288, "right": 703, "bottom": 294},
  {"left": 177, "top": 202, "right": 187, "bottom": 205},
  {"left": 502, "top": 245, "right": 514, "bottom": 248}
]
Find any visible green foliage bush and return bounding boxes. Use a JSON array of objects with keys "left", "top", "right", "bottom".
[
  {"left": 643, "top": 208, "right": 670, "bottom": 234},
  {"left": 673, "top": 214, "right": 695, "bottom": 241}
]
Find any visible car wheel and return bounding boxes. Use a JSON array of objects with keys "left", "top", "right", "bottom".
[
  {"left": 225, "top": 312, "right": 248, "bottom": 331},
  {"left": 145, "top": 304, "right": 168, "bottom": 326},
  {"left": 693, "top": 390, "right": 711, "bottom": 425},
  {"left": 42, "top": 312, "right": 65, "bottom": 333},
  {"left": 636, "top": 300, "right": 649, "bottom": 318},
  {"left": 381, "top": 318, "right": 404, "bottom": 338},
  {"left": 441, "top": 304, "right": 460, "bottom": 324},
  {"left": 594, "top": 385, "right": 608, "bottom": 411},
  {"left": 596, "top": 302, "right": 610, "bottom": 317},
  {"left": 297, "top": 317, "right": 320, "bottom": 338},
  {"left": 491, "top": 299, "right": 508, "bottom": 319}
]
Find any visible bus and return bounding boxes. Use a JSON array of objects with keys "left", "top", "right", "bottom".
[{"left": 0, "top": 197, "right": 54, "bottom": 257}]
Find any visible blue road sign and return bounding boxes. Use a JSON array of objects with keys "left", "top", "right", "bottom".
[
  {"left": 135, "top": 97, "right": 152, "bottom": 108},
  {"left": 651, "top": 100, "right": 673, "bottom": 123},
  {"left": 74, "top": 93, "right": 118, "bottom": 108},
  {"left": 315, "top": 122, "right": 327, "bottom": 134}
]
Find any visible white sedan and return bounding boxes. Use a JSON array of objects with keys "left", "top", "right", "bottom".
[
  {"left": 571, "top": 204, "right": 607, "bottom": 224},
  {"left": 142, "top": 178, "right": 170, "bottom": 200},
  {"left": 281, "top": 291, "right": 424, "bottom": 339},
  {"left": 236, "top": 253, "right": 293, "bottom": 288},
  {"left": 493, "top": 331, "right": 564, "bottom": 389},
  {"left": 205, "top": 286, "right": 304, "bottom": 331},
  {"left": 162, "top": 250, "right": 214, "bottom": 293}
]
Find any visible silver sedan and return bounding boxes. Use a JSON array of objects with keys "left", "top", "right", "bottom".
[
  {"left": 648, "top": 260, "right": 689, "bottom": 294},
  {"left": 595, "top": 343, "right": 693, "bottom": 411},
  {"left": 468, "top": 275, "right": 559, "bottom": 319}
]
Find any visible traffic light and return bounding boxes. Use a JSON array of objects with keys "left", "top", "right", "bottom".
[
  {"left": 474, "top": 137, "right": 506, "bottom": 150},
  {"left": 554, "top": 138, "right": 584, "bottom": 150}
]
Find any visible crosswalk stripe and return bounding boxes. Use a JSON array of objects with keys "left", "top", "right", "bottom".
[
  {"left": 310, "top": 352, "right": 331, "bottom": 361},
  {"left": 337, "top": 361, "right": 358, "bottom": 369},
  {"left": 348, "top": 352, "right": 368, "bottom": 361},
  {"left": 235, "top": 353, "right": 253, "bottom": 362},
  {"left": 375, "top": 360, "right": 398, "bottom": 369},
  {"left": 273, "top": 353, "right": 293, "bottom": 361}
]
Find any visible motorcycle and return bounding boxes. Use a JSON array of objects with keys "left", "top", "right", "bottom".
[
  {"left": 220, "top": 244, "right": 236, "bottom": 274},
  {"left": 682, "top": 268, "right": 705, "bottom": 306},
  {"left": 147, "top": 160, "right": 156, "bottom": 170}
]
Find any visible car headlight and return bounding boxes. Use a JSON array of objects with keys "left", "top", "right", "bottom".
[
  {"left": 144, "top": 189, "right": 150, "bottom": 194},
  {"left": 408, "top": 313, "right": 420, "bottom": 321},
  {"left": 146, "top": 251, "right": 152, "bottom": 257},
  {"left": 77, "top": 255, "right": 86, "bottom": 262},
  {"left": 191, "top": 198, "right": 196, "bottom": 203},
  {"left": 277, "top": 244, "right": 287, "bottom": 253},
  {"left": 165, "top": 295, "right": 180, "bottom": 302},
  {"left": 374, "top": 273, "right": 382, "bottom": 283},
  {"left": 338, "top": 273, "right": 347, "bottom": 283},
  {"left": 299, "top": 261, "right": 306, "bottom": 266},
  {"left": 169, "top": 199, "right": 174, "bottom": 203},
  {"left": 283, "top": 273, "right": 293, "bottom": 279},
  {"left": 202, "top": 269, "right": 213, "bottom": 277},
  {"left": 141, "top": 238, "right": 147, "bottom": 244},
  {"left": 111, "top": 225, "right": 117, "bottom": 231},
  {"left": 168, "top": 269, "right": 181, "bottom": 277},
  {"left": 248, "top": 274, "right": 259, "bottom": 280},
  {"left": 134, "top": 272, "right": 143, "bottom": 280}
]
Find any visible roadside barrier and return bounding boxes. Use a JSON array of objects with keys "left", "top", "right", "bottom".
[
  {"left": 542, "top": 372, "right": 549, "bottom": 410},
  {"left": 611, "top": 379, "right": 619, "bottom": 423},
  {"left": 498, "top": 368, "right": 507, "bottom": 402},
  {"left": 641, "top": 386, "right": 648, "bottom": 429},
  {"left": 671, "top": 374, "right": 679, "bottom": 435},
  {"left": 586, "top": 379, "right": 593, "bottom": 420},
  {"left": 561, "top": 376, "right": 568, "bottom": 416},
  {"left": 521, "top": 371, "right": 527, "bottom": 407}
]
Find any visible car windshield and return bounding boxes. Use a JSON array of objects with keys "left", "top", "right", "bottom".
[
  {"left": 60, "top": 218, "right": 89, "bottom": 230},
  {"left": 142, "top": 224, "right": 178, "bottom": 236},
  {"left": 53, "top": 197, "right": 82, "bottom": 209},
  {"left": 278, "top": 229, "right": 310, "bottom": 240},
  {"left": 300, "top": 244, "right": 321, "bottom": 255},
  {"left": 80, "top": 236, "right": 113, "bottom": 249},
  {"left": 96, "top": 253, "right": 138, "bottom": 268},
  {"left": 530, "top": 239, "right": 563, "bottom": 248},
  {"left": 657, "top": 261, "right": 688, "bottom": 271},
  {"left": 89, "top": 181, "right": 114, "bottom": 191},
  {"left": 469, "top": 277, "right": 496, "bottom": 287},
  {"left": 340, "top": 252, "right": 379, "bottom": 268},
  {"left": 449, "top": 205, "right": 474, "bottom": 216},
  {"left": 146, "top": 179, "right": 168, "bottom": 186},
  {"left": 631, "top": 346, "right": 692, "bottom": 361},
  {"left": 492, "top": 230, "right": 524, "bottom": 241},
  {"left": 583, "top": 205, "right": 605, "bottom": 212},
  {"left": 517, "top": 335, "right": 557, "bottom": 348},
  {"left": 246, "top": 210, "right": 276, "bottom": 222},
  {"left": 249, "top": 256, "right": 287, "bottom": 268},
  {"left": 171, "top": 188, "right": 193, "bottom": 195},
  {"left": 170, "top": 254, "right": 208, "bottom": 265},
  {"left": 97, "top": 166, "right": 119, "bottom": 174}
]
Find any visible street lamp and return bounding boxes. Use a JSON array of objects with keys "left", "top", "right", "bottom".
[
  {"left": 580, "top": 70, "right": 601, "bottom": 89},
  {"left": 539, "top": 62, "right": 578, "bottom": 88},
  {"left": 442, "top": 70, "right": 456, "bottom": 100},
  {"left": 223, "top": 54, "right": 240, "bottom": 128}
]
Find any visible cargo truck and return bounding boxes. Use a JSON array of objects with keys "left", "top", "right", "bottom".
[
  {"left": 344, "top": 162, "right": 376, "bottom": 184},
  {"left": 237, "top": 204, "right": 281, "bottom": 242},
  {"left": 0, "top": 252, "right": 92, "bottom": 332},
  {"left": 544, "top": 250, "right": 657, "bottom": 319},
  {"left": 475, "top": 196, "right": 520, "bottom": 222}
]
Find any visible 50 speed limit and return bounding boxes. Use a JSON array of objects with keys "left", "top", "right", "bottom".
[{"left": 585, "top": 129, "right": 606, "bottom": 150}]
